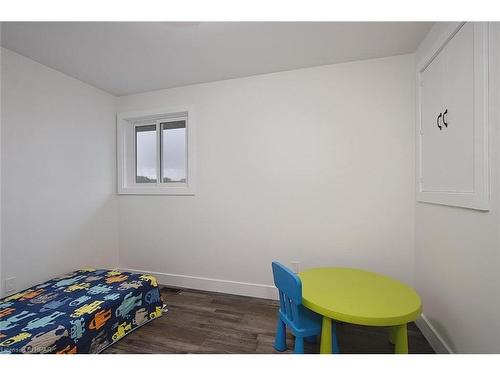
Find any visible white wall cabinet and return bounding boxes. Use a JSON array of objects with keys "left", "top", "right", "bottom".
[{"left": 417, "top": 22, "right": 489, "bottom": 210}]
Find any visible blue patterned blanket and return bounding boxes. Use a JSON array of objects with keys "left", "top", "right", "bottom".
[{"left": 0, "top": 269, "right": 163, "bottom": 353}]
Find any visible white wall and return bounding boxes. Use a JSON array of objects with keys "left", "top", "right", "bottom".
[
  {"left": 0, "top": 48, "right": 119, "bottom": 294},
  {"left": 414, "top": 23, "right": 500, "bottom": 353},
  {"left": 0, "top": 47, "right": 415, "bottom": 300},
  {"left": 116, "top": 54, "right": 416, "bottom": 298}
]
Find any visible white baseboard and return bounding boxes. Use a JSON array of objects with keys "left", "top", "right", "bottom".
[
  {"left": 415, "top": 314, "right": 454, "bottom": 354},
  {"left": 119, "top": 268, "right": 278, "bottom": 300}
]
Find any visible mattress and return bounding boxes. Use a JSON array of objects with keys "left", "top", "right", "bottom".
[{"left": 0, "top": 269, "right": 164, "bottom": 354}]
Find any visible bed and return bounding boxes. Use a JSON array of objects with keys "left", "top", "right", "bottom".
[{"left": 0, "top": 269, "right": 164, "bottom": 354}]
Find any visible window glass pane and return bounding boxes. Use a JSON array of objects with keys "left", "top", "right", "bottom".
[
  {"left": 136, "top": 124, "right": 157, "bottom": 183},
  {"left": 161, "top": 120, "right": 186, "bottom": 183}
]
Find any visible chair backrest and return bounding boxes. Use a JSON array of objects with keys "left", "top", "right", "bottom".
[{"left": 271, "top": 261, "right": 302, "bottom": 325}]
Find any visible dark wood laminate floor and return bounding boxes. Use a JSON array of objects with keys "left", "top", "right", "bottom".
[{"left": 104, "top": 286, "right": 434, "bottom": 354}]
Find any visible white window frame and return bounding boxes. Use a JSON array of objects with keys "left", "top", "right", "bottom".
[{"left": 117, "top": 106, "right": 196, "bottom": 195}]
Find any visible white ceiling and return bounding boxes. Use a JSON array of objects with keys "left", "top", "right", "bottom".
[{"left": 1, "top": 22, "right": 433, "bottom": 96}]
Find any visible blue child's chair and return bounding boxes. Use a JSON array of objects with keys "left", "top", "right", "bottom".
[{"left": 271, "top": 261, "right": 339, "bottom": 354}]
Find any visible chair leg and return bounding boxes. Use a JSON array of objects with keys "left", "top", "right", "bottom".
[
  {"left": 294, "top": 336, "right": 305, "bottom": 354},
  {"left": 274, "top": 318, "right": 287, "bottom": 352},
  {"left": 332, "top": 323, "right": 340, "bottom": 354}
]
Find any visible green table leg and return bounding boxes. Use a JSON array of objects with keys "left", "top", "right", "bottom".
[
  {"left": 320, "top": 316, "right": 332, "bottom": 354},
  {"left": 393, "top": 324, "right": 408, "bottom": 354}
]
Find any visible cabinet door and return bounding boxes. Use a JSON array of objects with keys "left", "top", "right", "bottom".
[
  {"left": 421, "top": 22, "right": 475, "bottom": 193},
  {"left": 420, "top": 48, "right": 445, "bottom": 191},
  {"left": 417, "top": 22, "right": 489, "bottom": 210},
  {"left": 441, "top": 22, "right": 475, "bottom": 192}
]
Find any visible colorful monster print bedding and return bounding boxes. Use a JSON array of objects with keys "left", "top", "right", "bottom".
[{"left": 0, "top": 269, "right": 164, "bottom": 354}]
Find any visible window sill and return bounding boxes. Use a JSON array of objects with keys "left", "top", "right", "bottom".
[{"left": 118, "top": 185, "right": 195, "bottom": 196}]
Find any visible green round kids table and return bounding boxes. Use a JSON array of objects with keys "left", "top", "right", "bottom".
[{"left": 299, "top": 268, "right": 422, "bottom": 354}]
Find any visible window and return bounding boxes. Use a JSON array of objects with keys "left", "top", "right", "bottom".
[
  {"left": 161, "top": 120, "right": 186, "bottom": 183},
  {"left": 117, "top": 107, "right": 195, "bottom": 195},
  {"left": 135, "top": 124, "right": 157, "bottom": 183},
  {"left": 134, "top": 120, "right": 186, "bottom": 184}
]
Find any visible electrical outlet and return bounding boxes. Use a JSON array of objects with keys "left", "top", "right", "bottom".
[
  {"left": 291, "top": 261, "right": 300, "bottom": 274},
  {"left": 5, "top": 277, "right": 16, "bottom": 293}
]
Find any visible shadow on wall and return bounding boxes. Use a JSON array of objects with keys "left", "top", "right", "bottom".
[
  {"left": 69, "top": 193, "right": 119, "bottom": 271},
  {"left": 3, "top": 193, "right": 118, "bottom": 293}
]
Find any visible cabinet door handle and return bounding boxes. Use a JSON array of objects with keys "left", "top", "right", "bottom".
[
  {"left": 437, "top": 113, "right": 442, "bottom": 130},
  {"left": 443, "top": 109, "right": 448, "bottom": 127}
]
